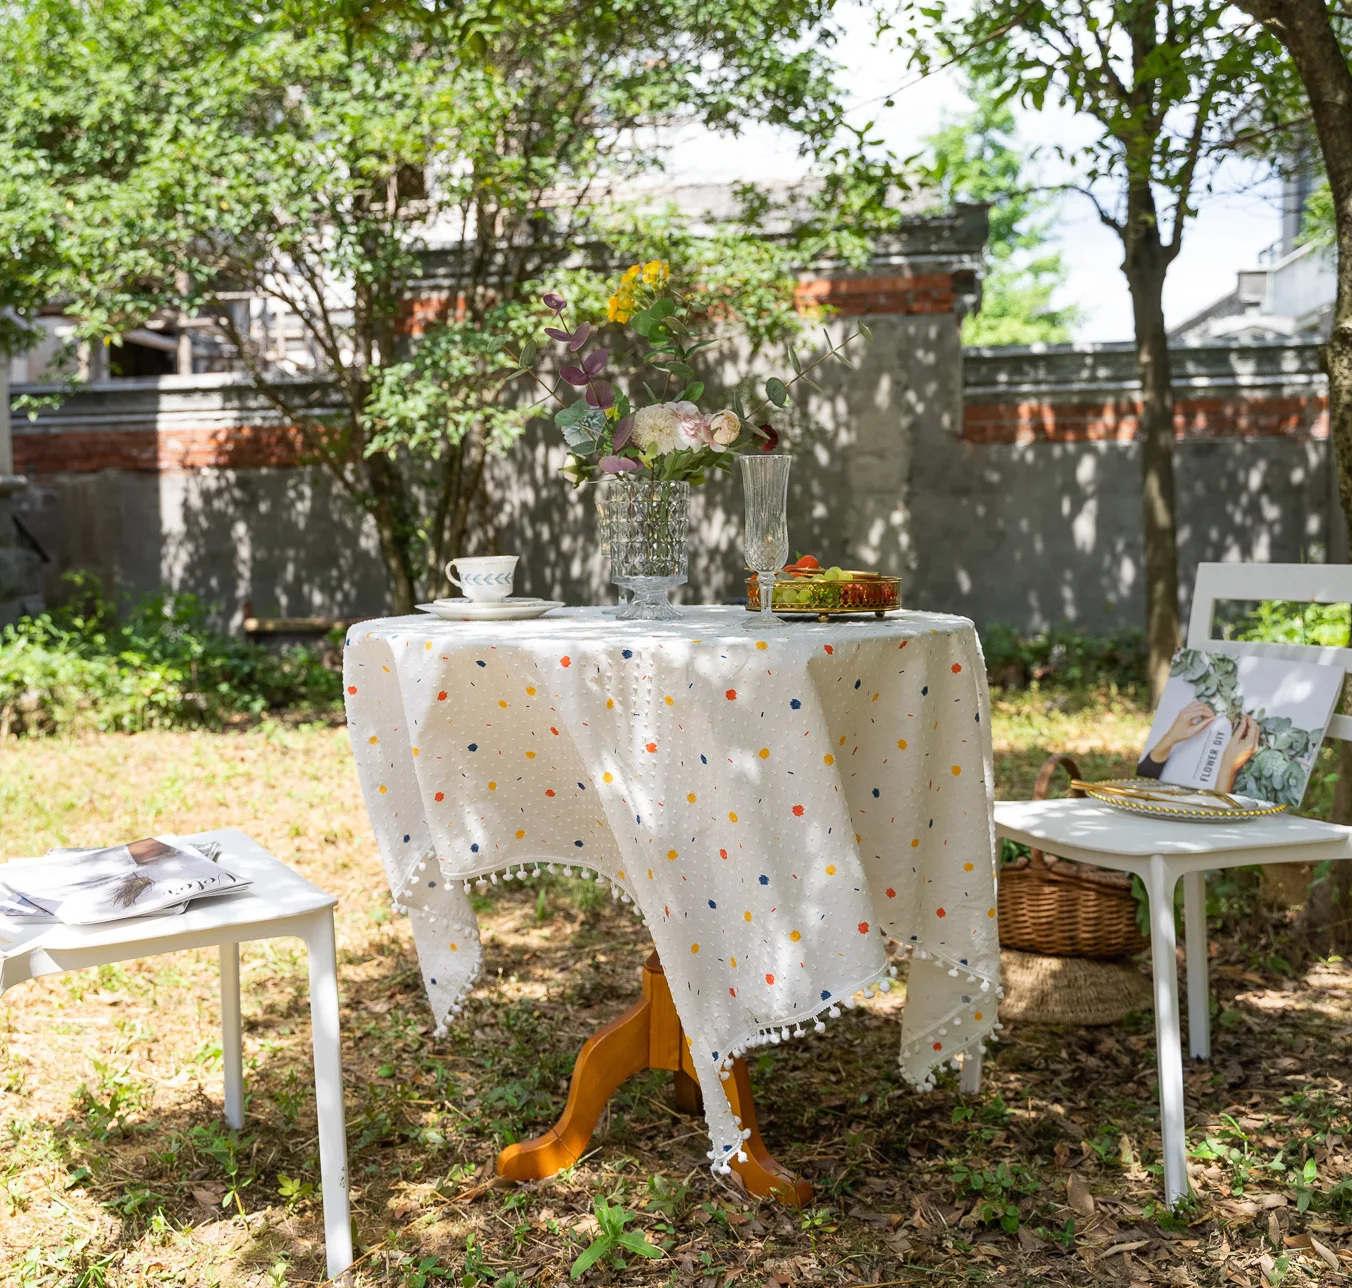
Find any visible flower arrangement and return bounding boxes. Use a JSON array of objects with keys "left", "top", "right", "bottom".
[{"left": 507, "top": 259, "right": 871, "bottom": 487}]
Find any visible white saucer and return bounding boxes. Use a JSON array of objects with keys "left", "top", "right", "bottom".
[{"left": 416, "top": 598, "right": 565, "bottom": 622}]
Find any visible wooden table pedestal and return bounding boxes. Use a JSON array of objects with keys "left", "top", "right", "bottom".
[{"left": 497, "top": 951, "right": 812, "bottom": 1204}]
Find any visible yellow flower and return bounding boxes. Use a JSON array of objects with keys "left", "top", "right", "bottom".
[
  {"left": 642, "top": 259, "right": 670, "bottom": 286},
  {"left": 607, "top": 293, "right": 633, "bottom": 324},
  {"left": 622, "top": 264, "right": 641, "bottom": 284}
]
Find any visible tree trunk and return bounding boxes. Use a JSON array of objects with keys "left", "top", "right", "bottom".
[
  {"left": 1237, "top": 0, "right": 1352, "bottom": 946},
  {"left": 1257, "top": 0, "right": 1352, "bottom": 583},
  {"left": 1123, "top": 226, "right": 1181, "bottom": 704},
  {"left": 365, "top": 451, "right": 420, "bottom": 614}
]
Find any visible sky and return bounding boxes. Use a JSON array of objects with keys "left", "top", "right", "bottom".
[{"left": 662, "top": 12, "right": 1289, "bottom": 343}]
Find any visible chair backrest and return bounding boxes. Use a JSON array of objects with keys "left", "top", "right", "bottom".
[{"left": 1187, "top": 562, "right": 1352, "bottom": 742}]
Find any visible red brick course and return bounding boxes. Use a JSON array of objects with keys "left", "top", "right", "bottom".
[
  {"left": 15, "top": 423, "right": 307, "bottom": 474},
  {"left": 794, "top": 273, "right": 957, "bottom": 316},
  {"left": 399, "top": 273, "right": 963, "bottom": 334},
  {"left": 963, "top": 394, "right": 1329, "bottom": 444}
]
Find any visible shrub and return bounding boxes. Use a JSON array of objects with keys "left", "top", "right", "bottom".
[
  {"left": 0, "top": 574, "right": 342, "bottom": 735},
  {"left": 981, "top": 621, "right": 1146, "bottom": 691},
  {"left": 1220, "top": 597, "right": 1350, "bottom": 647}
]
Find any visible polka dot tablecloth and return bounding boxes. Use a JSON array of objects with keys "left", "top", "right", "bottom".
[{"left": 344, "top": 606, "right": 1000, "bottom": 1175}]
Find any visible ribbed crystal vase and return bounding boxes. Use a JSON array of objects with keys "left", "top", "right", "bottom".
[{"left": 597, "top": 480, "right": 690, "bottom": 620}]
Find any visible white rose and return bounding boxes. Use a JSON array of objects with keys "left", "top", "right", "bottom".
[
  {"left": 708, "top": 409, "right": 741, "bottom": 447},
  {"left": 631, "top": 403, "right": 684, "bottom": 454}
]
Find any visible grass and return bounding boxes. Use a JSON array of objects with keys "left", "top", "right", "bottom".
[{"left": 2, "top": 690, "right": 1351, "bottom": 1287}]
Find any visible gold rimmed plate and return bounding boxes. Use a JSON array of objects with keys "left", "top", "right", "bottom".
[{"left": 1073, "top": 779, "right": 1288, "bottom": 823}]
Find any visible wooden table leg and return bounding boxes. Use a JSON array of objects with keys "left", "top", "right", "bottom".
[
  {"left": 497, "top": 991, "right": 651, "bottom": 1180},
  {"left": 496, "top": 950, "right": 812, "bottom": 1204}
]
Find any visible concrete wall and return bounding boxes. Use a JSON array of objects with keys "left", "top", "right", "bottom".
[
  {"left": 11, "top": 308, "right": 961, "bottom": 620},
  {"left": 10, "top": 336, "right": 1333, "bottom": 636},
  {"left": 934, "top": 341, "right": 1334, "bottom": 631}
]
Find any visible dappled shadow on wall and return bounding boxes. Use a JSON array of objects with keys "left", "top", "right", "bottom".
[
  {"left": 166, "top": 465, "right": 389, "bottom": 625},
  {"left": 910, "top": 436, "right": 1330, "bottom": 633}
]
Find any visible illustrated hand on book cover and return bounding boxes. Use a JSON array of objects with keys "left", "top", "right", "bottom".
[{"left": 1137, "top": 649, "right": 1343, "bottom": 807}]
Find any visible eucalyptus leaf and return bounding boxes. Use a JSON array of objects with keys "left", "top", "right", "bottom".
[{"left": 765, "top": 376, "right": 788, "bottom": 407}]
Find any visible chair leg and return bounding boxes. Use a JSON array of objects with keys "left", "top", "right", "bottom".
[
  {"left": 1148, "top": 855, "right": 1189, "bottom": 1208},
  {"left": 220, "top": 942, "right": 245, "bottom": 1131},
  {"left": 959, "top": 1039, "right": 983, "bottom": 1095},
  {"left": 1182, "top": 870, "right": 1210, "bottom": 1061},
  {"left": 303, "top": 910, "right": 353, "bottom": 1280}
]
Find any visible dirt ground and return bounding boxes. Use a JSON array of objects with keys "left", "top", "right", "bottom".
[{"left": 2, "top": 693, "right": 1351, "bottom": 1287}]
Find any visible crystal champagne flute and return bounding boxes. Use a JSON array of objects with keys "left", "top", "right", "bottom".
[{"left": 739, "top": 454, "right": 792, "bottom": 625}]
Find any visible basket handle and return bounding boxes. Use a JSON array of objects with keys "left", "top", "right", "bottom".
[{"left": 1029, "top": 753, "right": 1084, "bottom": 874}]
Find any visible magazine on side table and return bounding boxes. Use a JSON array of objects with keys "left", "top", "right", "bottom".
[
  {"left": 1076, "top": 648, "right": 1347, "bottom": 821},
  {"left": 0, "top": 835, "right": 247, "bottom": 927}
]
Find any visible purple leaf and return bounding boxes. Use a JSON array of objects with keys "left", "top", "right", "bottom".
[
  {"left": 612, "top": 414, "right": 635, "bottom": 450},
  {"left": 561, "top": 366, "right": 589, "bottom": 386},
  {"left": 544, "top": 327, "right": 570, "bottom": 343},
  {"left": 600, "top": 455, "right": 642, "bottom": 473},
  {"left": 568, "top": 322, "right": 591, "bottom": 352},
  {"left": 583, "top": 347, "right": 608, "bottom": 375},
  {"left": 543, "top": 292, "right": 566, "bottom": 313},
  {"left": 584, "top": 380, "right": 615, "bottom": 409}
]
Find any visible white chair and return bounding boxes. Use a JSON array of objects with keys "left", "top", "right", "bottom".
[
  {"left": 991, "top": 562, "right": 1352, "bottom": 1207},
  {"left": 0, "top": 829, "right": 352, "bottom": 1278}
]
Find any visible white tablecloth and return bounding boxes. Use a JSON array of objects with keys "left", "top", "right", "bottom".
[{"left": 344, "top": 606, "right": 1000, "bottom": 1173}]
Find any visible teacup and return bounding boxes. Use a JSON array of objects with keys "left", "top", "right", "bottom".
[{"left": 446, "top": 555, "right": 518, "bottom": 602}]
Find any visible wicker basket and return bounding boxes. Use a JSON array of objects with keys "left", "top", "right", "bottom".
[
  {"left": 998, "top": 950, "right": 1152, "bottom": 1026},
  {"left": 998, "top": 754, "right": 1149, "bottom": 959}
]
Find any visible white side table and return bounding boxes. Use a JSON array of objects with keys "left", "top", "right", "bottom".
[{"left": 0, "top": 829, "right": 352, "bottom": 1279}]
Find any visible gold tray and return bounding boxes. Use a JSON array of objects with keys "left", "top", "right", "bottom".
[
  {"left": 1074, "top": 778, "right": 1288, "bottom": 822},
  {"left": 746, "top": 570, "right": 902, "bottom": 621}
]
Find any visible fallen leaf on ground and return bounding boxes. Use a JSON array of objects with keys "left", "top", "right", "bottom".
[
  {"left": 1067, "top": 1173, "right": 1095, "bottom": 1218},
  {"left": 1310, "top": 1236, "right": 1340, "bottom": 1270}
]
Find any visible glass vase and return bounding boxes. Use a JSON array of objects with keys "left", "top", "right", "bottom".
[{"left": 598, "top": 480, "right": 690, "bottom": 620}]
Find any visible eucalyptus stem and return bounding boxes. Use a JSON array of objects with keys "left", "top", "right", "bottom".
[{"left": 744, "top": 324, "right": 869, "bottom": 422}]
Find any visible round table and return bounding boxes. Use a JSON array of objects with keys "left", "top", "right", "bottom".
[{"left": 344, "top": 606, "right": 1001, "bottom": 1184}]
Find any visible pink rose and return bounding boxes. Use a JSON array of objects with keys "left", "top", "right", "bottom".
[{"left": 670, "top": 401, "right": 711, "bottom": 446}]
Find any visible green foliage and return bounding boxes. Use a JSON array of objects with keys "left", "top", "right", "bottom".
[
  {"left": 1225, "top": 597, "right": 1350, "bottom": 648},
  {"left": 921, "top": 83, "right": 1080, "bottom": 345},
  {"left": 1295, "top": 178, "right": 1336, "bottom": 251},
  {"left": 947, "top": 1159, "right": 1039, "bottom": 1232},
  {"left": 981, "top": 621, "right": 1146, "bottom": 690},
  {"left": 643, "top": 1174, "right": 690, "bottom": 1221},
  {"left": 905, "top": 0, "right": 1286, "bottom": 239},
  {"left": 0, "top": 575, "right": 340, "bottom": 735},
  {"left": 569, "top": 1198, "right": 662, "bottom": 1278},
  {"left": 0, "top": 0, "right": 856, "bottom": 608}
]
